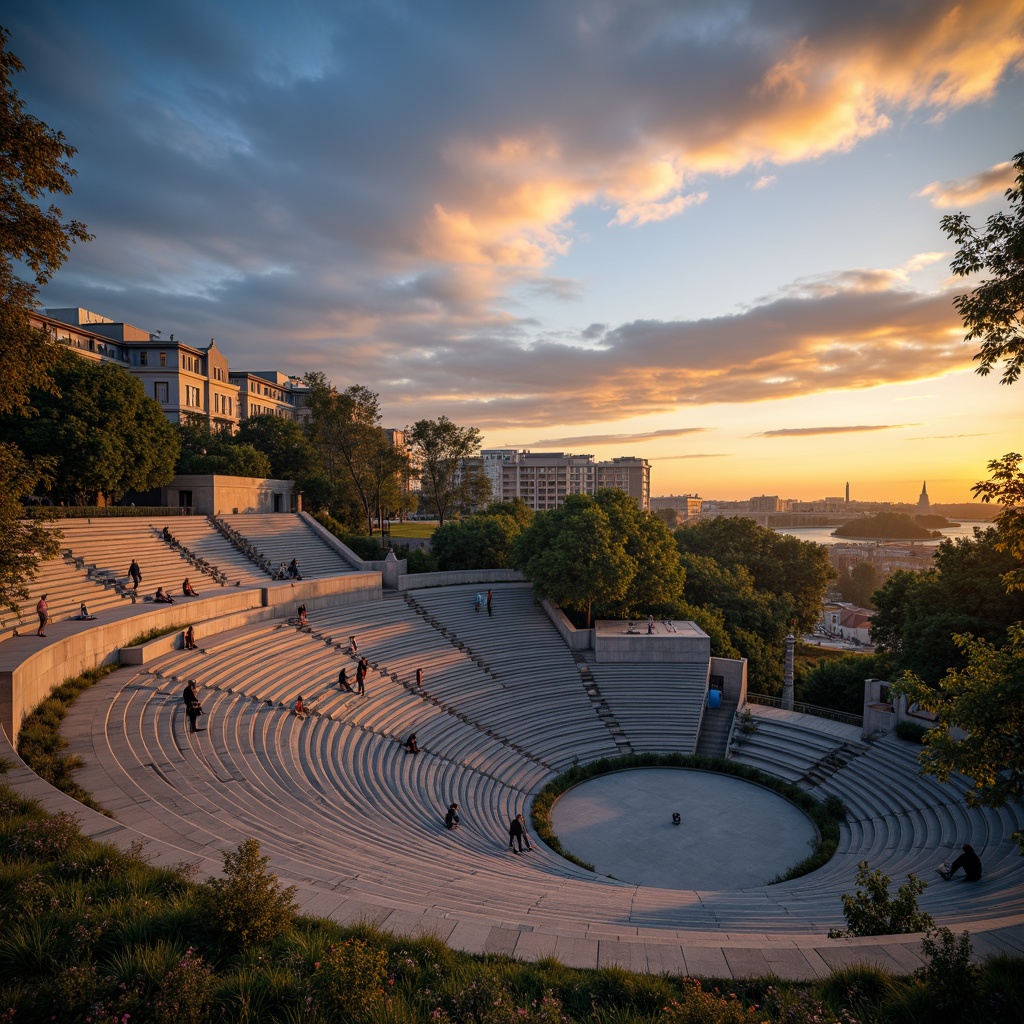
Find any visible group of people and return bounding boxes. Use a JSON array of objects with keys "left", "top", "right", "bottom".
[
  {"left": 474, "top": 589, "right": 494, "bottom": 615},
  {"left": 276, "top": 559, "right": 302, "bottom": 580},
  {"left": 444, "top": 804, "right": 533, "bottom": 854}
]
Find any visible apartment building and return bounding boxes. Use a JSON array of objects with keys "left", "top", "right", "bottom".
[{"left": 482, "top": 450, "right": 650, "bottom": 510}]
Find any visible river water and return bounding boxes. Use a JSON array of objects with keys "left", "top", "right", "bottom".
[{"left": 774, "top": 520, "right": 994, "bottom": 547}]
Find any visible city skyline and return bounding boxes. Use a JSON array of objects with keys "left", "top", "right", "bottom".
[{"left": 7, "top": 2, "right": 1024, "bottom": 503}]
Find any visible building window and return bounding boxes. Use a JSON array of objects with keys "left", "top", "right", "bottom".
[
  {"left": 159, "top": 351, "right": 167, "bottom": 367},
  {"left": 185, "top": 385, "right": 201, "bottom": 408},
  {"left": 138, "top": 350, "right": 148, "bottom": 366},
  {"left": 155, "top": 382, "right": 169, "bottom": 403}
]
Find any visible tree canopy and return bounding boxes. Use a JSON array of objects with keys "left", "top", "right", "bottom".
[
  {"left": 0, "top": 353, "right": 179, "bottom": 505},
  {"left": 941, "top": 148, "right": 1024, "bottom": 384},
  {"left": 236, "top": 414, "right": 321, "bottom": 481},
  {"left": 175, "top": 417, "right": 271, "bottom": 479},
  {"left": 832, "top": 513, "right": 940, "bottom": 540},
  {"left": 972, "top": 451, "right": 1024, "bottom": 593},
  {"left": 409, "top": 416, "right": 486, "bottom": 527}
]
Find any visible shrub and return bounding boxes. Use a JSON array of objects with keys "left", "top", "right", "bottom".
[
  {"left": 150, "top": 947, "right": 213, "bottom": 1024},
  {"left": 828, "top": 861, "right": 933, "bottom": 938},
  {"left": 309, "top": 937, "right": 388, "bottom": 1019},
  {"left": 202, "top": 839, "right": 297, "bottom": 951},
  {"left": 660, "top": 979, "right": 764, "bottom": 1023},
  {"left": 7, "top": 810, "right": 86, "bottom": 861},
  {"left": 915, "top": 927, "right": 979, "bottom": 1022},
  {"left": 894, "top": 721, "right": 929, "bottom": 745}
]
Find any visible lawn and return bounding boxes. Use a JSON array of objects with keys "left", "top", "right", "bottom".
[{"left": 386, "top": 520, "right": 438, "bottom": 539}]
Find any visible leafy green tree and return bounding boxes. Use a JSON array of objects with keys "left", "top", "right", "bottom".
[
  {"left": 0, "top": 353, "right": 179, "bottom": 505},
  {"left": 431, "top": 512, "right": 524, "bottom": 570},
  {"left": 0, "top": 443, "right": 59, "bottom": 615},
  {"left": 871, "top": 529, "right": 1024, "bottom": 684},
  {"left": 174, "top": 417, "right": 271, "bottom": 478},
  {"left": 941, "top": 148, "right": 1024, "bottom": 384},
  {"left": 838, "top": 561, "right": 880, "bottom": 608},
  {"left": 972, "top": 451, "right": 1024, "bottom": 592},
  {"left": 675, "top": 517, "right": 835, "bottom": 632},
  {"left": 236, "top": 414, "right": 320, "bottom": 480},
  {"left": 409, "top": 416, "right": 485, "bottom": 527},
  {"left": 0, "top": 28, "right": 92, "bottom": 418},
  {"left": 798, "top": 653, "right": 885, "bottom": 716},
  {"left": 513, "top": 494, "right": 633, "bottom": 627},
  {"left": 895, "top": 627, "right": 1024, "bottom": 852}
]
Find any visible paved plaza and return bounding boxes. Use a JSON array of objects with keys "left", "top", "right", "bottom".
[{"left": 550, "top": 769, "right": 817, "bottom": 890}]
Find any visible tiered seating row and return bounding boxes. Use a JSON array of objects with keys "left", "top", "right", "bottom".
[
  {"left": 587, "top": 663, "right": 709, "bottom": 754},
  {"left": 223, "top": 514, "right": 355, "bottom": 578}
]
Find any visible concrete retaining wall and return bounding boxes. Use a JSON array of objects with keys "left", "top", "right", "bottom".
[
  {"left": 541, "top": 599, "right": 593, "bottom": 651},
  {"left": 397, "top": 568, "right": 524, "bottom": 591}
]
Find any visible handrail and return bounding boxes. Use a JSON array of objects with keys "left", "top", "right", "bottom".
[{"left": 746, "top": 692, "right": 863, "bottom": 728}]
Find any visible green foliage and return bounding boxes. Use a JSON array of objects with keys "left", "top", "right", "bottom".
[
  {"left": 202, "top": 839, "right": 297, "bottom": 951},
  {"left": 236, "top": 413, "right": 321, "bottom": 480},
  {"left": 829, "top": 861, "right": 933, "bottom": 938},
  {"left": 836, "top": 561, "right": 880, "bottom": 609},
  {"left": 0, "top": 441, "right": 61, "bottom": 614},
  {"left": 309, "top": 937, "right": 388, "bottom": 1019},
  {"left": 797, "top": 654, "right": 883, "bottom": 717},
  {"left": 314, "top": 512, "right": 387, "bottom": 559},
  {"left": 175, "top": 416, "right": 272, "bottom": 478},
  {"left": 972, "top": 452, "right": 1024, "bottom": 592},
  {"left": 409, "top": 416, "right": 485, "bottom": 527},
  {"left": 661, "top": 979, "right": 763, "bottom": 1023},
  {"left": 894, "top": 626, "right": 1024, "bottom": 814},
  {"left": 832, "top": 513, "right": 940, "bottom": 539},
  {"left": 914, "top": 928, "right": 979, "bottom": 1023},
  {"left": 402, "top": 546, "right": 440, "bottom": 573},
  {"left": 127, "top": 623, "right": 189, "bottom": 646},
  {"left": 431, "top": 511, "right": 526, "bottom": 570},
  {"left": 0, "top": 352, "right": 180, "bottom": 504},
  {"left": 941, "top": 148, "right": 1024, "bottom": 384},
  {"left": 870, "top": 529, "right": 1024, "bottom": 684},
  {"left": 894, "top": 721, "right": 929, "bottom": 744}
]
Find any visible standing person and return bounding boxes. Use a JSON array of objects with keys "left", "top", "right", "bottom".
[
  {"left": 416, "top": 667, "right": 423, "bottom": 688},
  {"left": 445, "top": 803, "right": 460, "bottom": 829},
  {"left": 508, "top": 813, "right": 532, "bottom": 854},
  {"left": 647, "top": 614, "right": 654, "bottom": 635},
  {"left": 474, "top": 593, "right": 482, "bottom": 613},
  {"left": 356, "top": 657, "right": 368, "bottom": 695},
  {"left": 183, "top": 625, "right": 197, "bottom": 650},
  {"left": 486, "top": 589, "right": 493, "bottom": 616},
  {"left": 182, "top": 680, "right": 202, "bottom": 734},
  {"left": 35, "top": 594, "right": 49, "bottom": 636},
  {"left": 338, "top": 666, "right": 351, "bottom": 691},
  {"left": 128, "top": 559, "right": 142, "bottom": 591}
]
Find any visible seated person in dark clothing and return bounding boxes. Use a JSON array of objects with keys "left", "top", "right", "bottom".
[
  {"left": 154, "top": 587, "right": 174, "bottom": 603},
  {"left": 444, "top": 803, "right": 460, "bottom": 829},
  {"left": 162, "top": 526, "right": 173, "bottom": 543},
  {"left": 183, "top": 625, "right": 198, "bottom": 649},
  {"left": 941, "top": 843, "right": 982, "bottom": 881},
  {"left": 75, "top": 603, "right": 97, "bottom": 620},
  {"left": 182, "top": 577, "right": 199, "bottom": 596},
  {"left": 405, "top": 733, "right": 419, "bottom": 754}
]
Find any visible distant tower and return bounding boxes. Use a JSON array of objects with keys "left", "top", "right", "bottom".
[
  {"left": 917, "top": 481, "right": 930, "bottom": 513},
  {"left": 845, "top": 481, "right": 849, "bottom": 503}
]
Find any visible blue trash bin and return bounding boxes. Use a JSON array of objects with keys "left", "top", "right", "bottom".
[{"left": 708, "top": 688, "right": 722, "bottom": 709}]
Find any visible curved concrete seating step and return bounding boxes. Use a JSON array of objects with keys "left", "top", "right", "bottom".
[
  {"left": 224, "top": 513, "right": 356, "bottom": 578},
  {"left": 29, "top": 583, "right": 1024, "bottom": 975}
]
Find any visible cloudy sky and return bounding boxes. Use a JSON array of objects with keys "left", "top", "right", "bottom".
[{"left": 8, "top": 1, "right": 1024, "bottom": 502}]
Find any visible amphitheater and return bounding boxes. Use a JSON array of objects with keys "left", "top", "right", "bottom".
[{"left": 2, "top": 512, "right": 1023, "bottom": 980}]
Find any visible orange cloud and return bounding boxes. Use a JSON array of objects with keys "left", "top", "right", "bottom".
[{"left": 918, "top": 160, "right": 1017, "bottom": 208}]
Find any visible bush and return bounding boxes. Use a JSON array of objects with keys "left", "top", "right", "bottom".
[
  {"left": 829, "top": 861, "right": 933, "bottom": 938},
  {"left": 915, "top": 927, "right": 979, "bottom": 1023},
  {"left": 894, "top": 721, "right": 929, "bottom": 744},
  {"left": 309, "top": 937, "right": 388, "bottom": 1019},
  {"left": 661, "top": 979, "right": 763, "bottom": 1023},
  {"left": 202, "top": 839, "right": 297, "bottom": 951}
]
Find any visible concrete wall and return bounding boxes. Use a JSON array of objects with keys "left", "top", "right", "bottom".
[
  {"left": 711, "top": 656, "right": 747, "bottom": 705},
  {"left": 861, "top": 677, "right": 939, "bottom": 740},
  {"left": 593, "top": 620, "right": 712, "bottom": 664},
  {"left": 299, "top": 512, "right": 371, "bottom": 571},
  {"left": 397, "top": 568, "right": 524, "bottom": 591},
  {"left": 541, "top": 599, "right": 594, "bottom": 651},
  {"left": 164, "top": 475, "right": 294, "bottom": 516}
]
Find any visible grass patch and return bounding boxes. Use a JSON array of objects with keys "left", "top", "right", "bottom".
[
  {"left": 126, "top": 624, "right": 189, "bottom": 647},
  {"left": 386, "top": 521, "right": 437, "bottom": 539},
  {"left": 15, "top": 663, "right": 120, "bottom": 815},
  {"left": 530, "top": 753, "right": 846, "bottom": 882}
]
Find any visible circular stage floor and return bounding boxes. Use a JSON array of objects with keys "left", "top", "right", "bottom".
[{"left": 549, "top": 768, "right": 818, "bottom": 890}]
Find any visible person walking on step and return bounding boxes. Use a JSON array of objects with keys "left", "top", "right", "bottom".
[
  {"left": 183, "top": 679, "right": 203, "bottom": 734},
  {"left": 445, "top": 803, "right": 460, "bottom": 829},
  {"left": 36, "top": 594, "right": 49, "bottom": 636},
  {"left": 487, "top": 589, "right": 493, "bottom": 616},
  {"left": 356, "top": 656, "right": 368, "bottom": 695},
  {"left": 508, "top": 812, "right": 532, "bottom": 854},
  {"left": 940, "top": 843, "right": 982, "bottom": 881},
  {"left": 128, "top": 559, "right": 142, "bottom": 592}
]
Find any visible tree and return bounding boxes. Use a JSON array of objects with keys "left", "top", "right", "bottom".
[
  {"left": 0, "top": 443, "right": 60, "bottom": 615},
  {"left": 0, "top": 353, "right": 179, "bottom": 505},
  {"left": 798, "top": 653, "right": 885, "bottom": 717},
  {"left": 431, "top": 512, "right": 525, "bottom": 571},
  {"left": 174, "top": 417, "right": 271, "bottom": 478},
  {"left": 0, "top": 28, "right": 92, "bottom": 418},
  {"left": 941, "top": 149, "right": 1024, "bottom": 384},
  {"left": 838, "top": 561, "right": 880, "bottom": 608},
  {"left": 236, "top": 414, "right": 320, "bottom": 480},
  {"left": 894, "top": 627, "right": 1024, "bottom": 844},
  {"left": 409, "top": 416, "right": 484, "bottom": 527},
  {"left": 512, "top": 494, "right": 633, "bottom": 627},
  {"left": 972, "top": 451, "right": 1024, "bottom": 592}
]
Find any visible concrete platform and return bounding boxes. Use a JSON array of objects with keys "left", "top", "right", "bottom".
[{"left": 550, "top": 769, "right": 817, "bottom": 889}]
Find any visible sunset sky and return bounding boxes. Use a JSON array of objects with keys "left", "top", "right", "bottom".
[{"left": 8, "top": 1, "right": 1024, "bottom": 503}]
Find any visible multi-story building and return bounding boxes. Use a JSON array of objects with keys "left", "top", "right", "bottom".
[
  {"left": 650, "top": 494, "right": 703, "bottom": 520},
  {"left": 229, "top": 370, "right": 310, "bottom": 423},
  {"left": 481, "top": 450, "right": 650, "bottom": 510}
]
